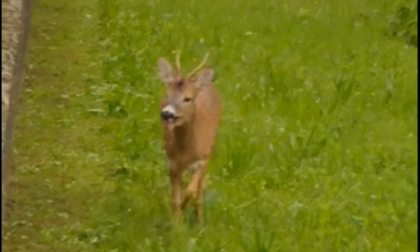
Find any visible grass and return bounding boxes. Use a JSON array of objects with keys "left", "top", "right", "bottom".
[{"left": 2, "top": 0, "right": 417, "bottom": 251}]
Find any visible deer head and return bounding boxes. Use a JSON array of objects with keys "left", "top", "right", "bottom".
[{"left": 157, "top": 51, "right": 214, "bottom": 128}]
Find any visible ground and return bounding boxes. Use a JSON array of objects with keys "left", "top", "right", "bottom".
[{"left": 2, "top": 0, "right": 418, "bottom": 251}]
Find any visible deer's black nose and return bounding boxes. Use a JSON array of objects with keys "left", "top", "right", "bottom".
[{"left": 161, "top": 110, "right": 175, "bottom": 120}]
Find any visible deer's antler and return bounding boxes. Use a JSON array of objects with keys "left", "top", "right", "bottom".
[
  {"left": 175, "top": 50, "right": 181, "bottom": 75},
  {"left": 187, "top": 53, "right": 209, "bottom": 78}
]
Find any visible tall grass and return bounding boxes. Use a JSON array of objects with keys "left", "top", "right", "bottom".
[{"left": 84, "top": 0, "right": 417, "bottom": 251}]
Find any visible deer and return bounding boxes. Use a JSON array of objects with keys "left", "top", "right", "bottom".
[{"left": 157, "top": 51, "right": 221, "bottom": 225}]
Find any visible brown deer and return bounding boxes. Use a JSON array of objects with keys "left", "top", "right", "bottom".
[{"left": 157, "top": 51, "right": 221, "bottom": 224}]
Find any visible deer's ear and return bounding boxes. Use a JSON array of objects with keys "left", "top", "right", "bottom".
[
  {"left": 195, "top": 68, "right": 214, "bottom": 88},
  {"left": 157, "top": 58, "right": 175, "bottom": 84}
]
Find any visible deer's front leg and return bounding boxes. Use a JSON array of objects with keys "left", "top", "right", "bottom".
[
  {"left": 169, "top": 162, "right": 182, "bottom": 225},
  {"left": 194, "top": 165, "right": 206, "bottom": 224},
  {"left": 181, "top": 160, "right": 207, "bottom": 224}
]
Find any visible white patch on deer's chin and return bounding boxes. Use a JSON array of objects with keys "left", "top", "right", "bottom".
[
  {"left": 167, "top": 119, "right": 177, "bottom": 130},
  {"left": 162, "top": 105, "right": 176, "bottom": 115}
]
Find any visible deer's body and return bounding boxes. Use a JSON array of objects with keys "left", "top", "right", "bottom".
[
  {"left": 157, "top": 52, "right": 221, "bottom": 224},
  {"left": 161, "top": 85, "right": 221, "bottom": 164}
]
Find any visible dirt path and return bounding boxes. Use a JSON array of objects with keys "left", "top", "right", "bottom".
[
  {"left": 2, "top": 0, "right": 32, "bottom": 223},
  {"left": 2, "top": 1, "right": 113, "bottom": 250}
]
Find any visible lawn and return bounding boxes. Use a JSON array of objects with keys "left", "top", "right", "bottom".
[{"left": 2, "top": 0, "right": 417, "bottom": 251}]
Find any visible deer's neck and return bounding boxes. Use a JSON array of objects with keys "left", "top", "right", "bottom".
[
  {"left": 173, "top": 121, "right": 195, "bottom": 150},
  {"left": 164, "top": 115, "right": 198, "bottom": 163}
]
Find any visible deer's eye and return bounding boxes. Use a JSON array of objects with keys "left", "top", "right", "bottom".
[{"left": 183, "top": 97, "right": 192, "bottom": 103}]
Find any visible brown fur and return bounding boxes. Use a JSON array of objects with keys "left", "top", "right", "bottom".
[{"left": 157, "top": 52, "right": 221, "bottom": 224}]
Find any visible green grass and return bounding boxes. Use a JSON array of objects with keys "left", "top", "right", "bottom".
[{"left": 2, "top": 0, "right": 417, "bottom": 251}]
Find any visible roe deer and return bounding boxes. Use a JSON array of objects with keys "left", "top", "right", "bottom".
[{"left": 157, "top": 51, "right": 221, "bottom": 224}]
